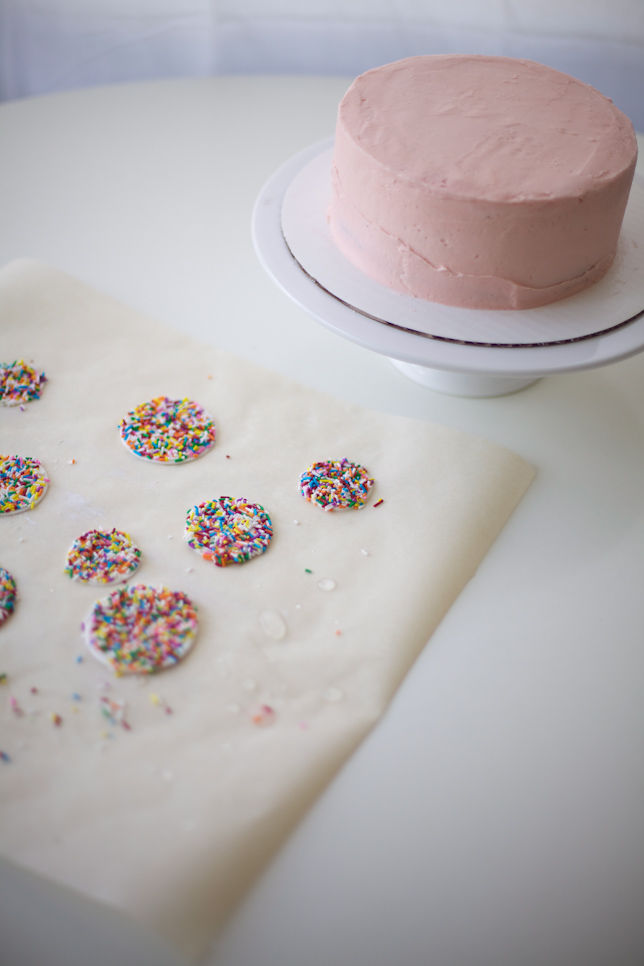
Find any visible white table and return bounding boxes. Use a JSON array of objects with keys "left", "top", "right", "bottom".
[{"left": 1, "top": 77, "right": 643, "bottom": 966}]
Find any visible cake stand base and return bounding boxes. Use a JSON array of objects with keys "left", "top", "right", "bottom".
[
  {"left": 252, "top": 140, "right": 644, "bottom": 400},
  {"left": 389, "top": 360, "right": 541, "bottom": 397}
]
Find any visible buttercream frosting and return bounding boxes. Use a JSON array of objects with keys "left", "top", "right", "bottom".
[{"left": 329, "top": 55, "right": 638, "bottom": 310}]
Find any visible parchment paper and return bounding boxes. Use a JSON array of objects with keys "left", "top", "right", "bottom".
[{"left": 0, "top": 260, "right": 534, "bottom": 961}]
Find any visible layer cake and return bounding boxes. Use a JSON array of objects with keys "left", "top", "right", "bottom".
[{"left": 328, "top": 55, "right": 637, "bottom": 310}]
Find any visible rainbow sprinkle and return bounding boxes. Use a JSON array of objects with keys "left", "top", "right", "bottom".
[
  {"left": 65, "top": 528, "right": 141, "bottom": 584},
  {"left": 100, "top": 695, "right": 130, "bottom": 729},
  {"left": 185, "top": 497, "right": 273, "bottom": 567},
  {"left": 119, "top": 396, "right": 216, "bottom": 463},
  {"left": 299, "top": 459, "right": 374, "bottom": 511},
  {"left": 0, "top": 455, "right": 50, "bottom": 515},
  {"left": 0, "top": 568, "right": 17, "bottom": 624},
  {"left": 85, "top": 584, "right": 198, "bottom": 674},
  {"left": 0, "top": 360, "right": 47, "bottom": 407},
  {"left": 251, "top": 704, "right": 276, "bottom": 727}
]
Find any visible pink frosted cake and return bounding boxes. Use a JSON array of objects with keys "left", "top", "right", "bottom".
[{"left": 329, "top": 55, "right": 638, "bottom": 310}]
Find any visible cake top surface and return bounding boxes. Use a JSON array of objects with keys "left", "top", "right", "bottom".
[{"left": 338, "top": 55, "right": 637, "bottom": 202}]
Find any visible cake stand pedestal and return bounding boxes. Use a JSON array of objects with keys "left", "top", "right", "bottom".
[
  {"left": 252, "top": 140, "right": 644, "bottom": 398},
  {"left": 387, "top": 363, "right": 539, "bottom": 397}
]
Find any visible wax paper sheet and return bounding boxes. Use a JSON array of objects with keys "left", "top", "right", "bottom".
[{"left": 0, "top": 260, "right": 534, "bottom": 960}]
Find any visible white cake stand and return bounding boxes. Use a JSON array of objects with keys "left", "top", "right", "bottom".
[{"left": 252, "top": 138, "right": 644, "bottom": 397}]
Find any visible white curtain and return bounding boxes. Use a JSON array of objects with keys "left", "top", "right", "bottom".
[{"left": 1, "top": 0, "right": 642, "bottom": 129}]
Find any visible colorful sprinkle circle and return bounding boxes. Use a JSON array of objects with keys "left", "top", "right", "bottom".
[
  {"left": 0, "top": 455, "right": 49, "bottom": 515},
  {"left": 0, "top": 360, "right": 47, "bottom": 407},
  {"left": 0, "top": 567, "right": 17, "bottom": 624},
  {"left": 299, "top": 459, "right": 375, "bottom": 511},
  {"left": 85, "top": 584, "right": 198, "bottom": 674},
  {"left": 185, "top": 497, "right": 273, "bottom": 567},
  {"left": 65, "top": 528, "right": 142, "bottom": 585},
  {"left": 119, "top": 396, "right": 216, "bottom": 463}
]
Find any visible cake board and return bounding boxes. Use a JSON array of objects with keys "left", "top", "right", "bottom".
[{"left": 252, "top": 139, "right": 644, "bottom": 397}]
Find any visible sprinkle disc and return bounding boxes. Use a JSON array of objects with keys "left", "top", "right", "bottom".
[
  {"left": 0, "top": 360, "right": 47, "bottom": 407},
  {"left": 85, "top": 584, "right": 198, "bottom": 674},
  {"left": 0, "top": 567, "right": 17, "bottom": 624},
  {"left": 185, "top": 497, "right": 273, "bottom": 566},
  {"left": 119, "top": 396, "right": 216, "bottom": 463},
  {"left": 0, "top": 455, "right": 49, "bottom": 515},
  {"left": 299, "top": 459, "right": 375, "bottom": 511},
  {"left": 65, "top": 528, "right": 142, "bottom": 584}
]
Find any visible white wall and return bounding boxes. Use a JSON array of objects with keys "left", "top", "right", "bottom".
[{"left": 1, "top": 0, "right": 642, "bottom": 128}]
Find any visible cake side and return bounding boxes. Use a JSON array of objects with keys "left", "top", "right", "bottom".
[{"left": 328, "top": 55, "right": 638, "bottom": 311}]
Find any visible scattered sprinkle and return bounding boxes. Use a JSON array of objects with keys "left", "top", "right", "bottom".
[
  {"left": 373, "top": 498, "right": 384, "bottom": 508},
  {"left": 304, "top": 568, "right": 312, "bottom": 574},
  {"left": 225, "top": 454, "right": 231, "bottom": 459},
  {"left": 100, "top": 695, "right": 130, "bottom": 728},
  {"left": 75, "top": 655, "right": 83, "bottom": 664},
  {"left": 0, "top": 360, "right": 46, "bottom": 406},
  {"left": 0, "top": 751, "right": 10, "bottom": 763},
  {"left": 293, "top": 520, "right": 299, "bottom": 525},
  {"left": 259, "top": 610, "right": 287, "bottom": 640},
  {"left": 30, "top": 687, "right": 38, "bottom": 694},
  {"left": 9, "top": 696, "right": 23, "bottom": 716},
  {"left": 317, "top": 578, "right": 336, "bottom": 591},
  {"left": 251, "top": 704, "right": 276, "bottom": 727},
  {"left": 334, "top": 629, "right": 342, "bottom": 636},
  {"left": 66, "top": 459, "right": 76, "bottom": 465},
  {"left": 84, "top": 584, "right": 198, "bottom": 674},
  {"left": 0, "top": 455, "right": 49, "bottom": 515},
  {"left": 65, "top": 528, "right": 141, "bottom": 584},
  {"left": 149, "top": 693, "right": 172, "bottom": 714},
  {"left": 185, "top": 497, "right": 273, "bottom": 567},
  {"left": 119, "top": 396, "right": 216, "bottom": 463},
  {"left": 51, "top": 713, "right": 63, "bottom": 727},
  {"left": 0, "top": 673, "right": 7, "bottom": 684},
  {"left": 300, "top": 459, "right": 374, "bottom": 511},
  {"left": 361, "top": 549, "right": 369, "bottom": 556},
  {"left": 71, "top": 693, "right": 82, "bottom": 701},
  {"left": 0, "top": 568, "right": 17, "bottom": 624}
]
